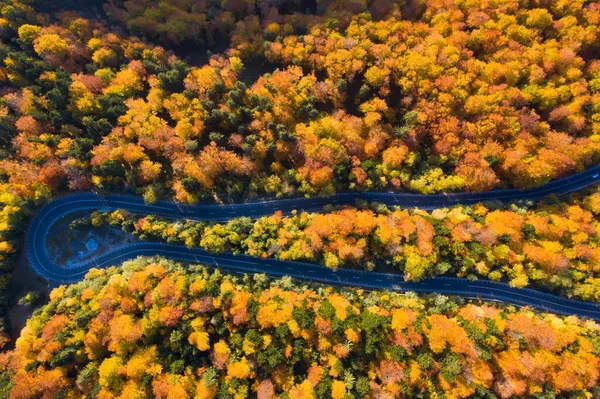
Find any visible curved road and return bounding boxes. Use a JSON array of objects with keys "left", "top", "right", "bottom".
[{"left": 27, "top": 165, "right": 600, "bottom": 321}]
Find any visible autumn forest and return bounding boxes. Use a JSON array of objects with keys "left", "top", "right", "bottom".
[{"left": 0, "top": 0, "right": 599, "bottom": 397}]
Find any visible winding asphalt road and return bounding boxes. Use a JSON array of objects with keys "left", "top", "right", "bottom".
[{"left": 27, "top": 164, "right": 600, "bottom": 321}]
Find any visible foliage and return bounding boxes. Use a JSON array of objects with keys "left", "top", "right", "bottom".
[
  {"left": 0, "top": 0, "right": 598, "bottom": 367},
  {"left": 1, "top": 256, "right": 600, "bottom": 398}
]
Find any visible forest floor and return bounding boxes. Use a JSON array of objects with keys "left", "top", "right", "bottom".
[
  {"left": 47, "top": 213, "right": 139, "bottom": 267},
  {"left": 6, "top": 247, "right": 49, "bottom": 344}
]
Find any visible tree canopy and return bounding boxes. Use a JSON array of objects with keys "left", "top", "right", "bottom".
[{"left": 2, "top": 257, "right": 600, "bottom": 399}]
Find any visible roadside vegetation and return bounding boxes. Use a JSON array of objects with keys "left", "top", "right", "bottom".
[
  {"left": 77, "top": 185, "right": 600, "bottom": 303},
  {"left": 1, "top": 256, "right": 600, "bottom": 398}
]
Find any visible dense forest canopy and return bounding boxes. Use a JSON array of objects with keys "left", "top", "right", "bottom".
[
  {"left": 0, "top": 0, "right": 598, "bottom": 396},
  {"left": 1, "top": 0, "right": 600, "bottom": 206},
  {"left": 2, "top": 257, "right": 600, "bottom": 399}
]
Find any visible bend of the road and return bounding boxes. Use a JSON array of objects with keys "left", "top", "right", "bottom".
[{"left": 27, "top": 164, "right": 600, "bottom": 321}]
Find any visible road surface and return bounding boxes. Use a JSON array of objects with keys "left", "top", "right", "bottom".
[{"left": 27, "top": 164, "right": 600, "bottom": 321}]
